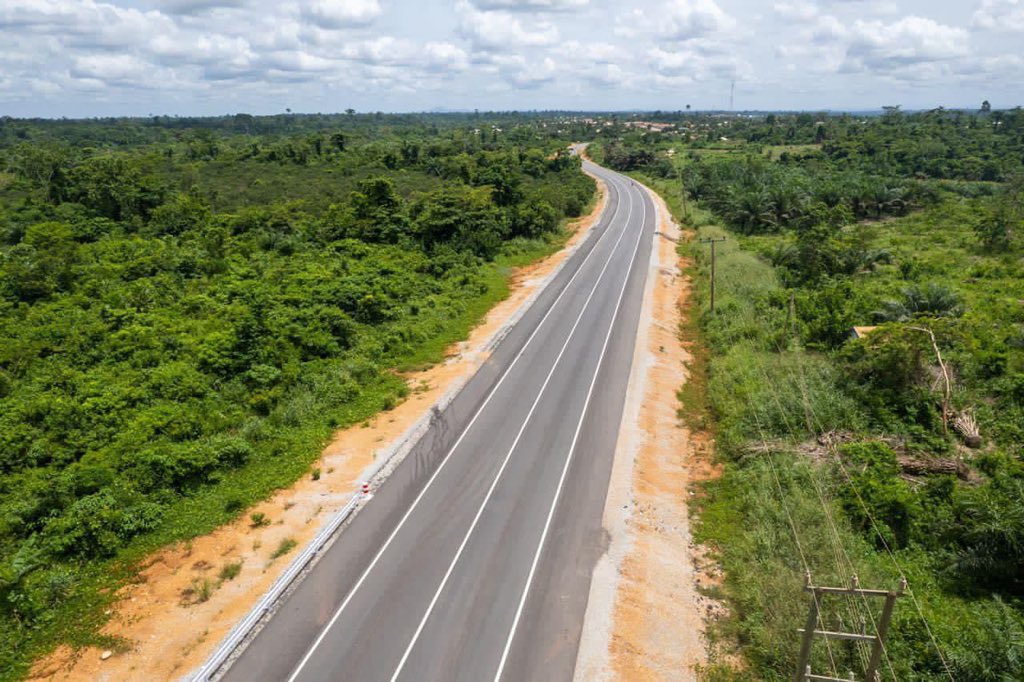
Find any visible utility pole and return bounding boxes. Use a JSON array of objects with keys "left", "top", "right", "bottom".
[
  {"left": 699, "top": 236, "right": 726, "bottom": 313},
  {"left": 796, "top": 573, "right": 905, "bottom": 682}
]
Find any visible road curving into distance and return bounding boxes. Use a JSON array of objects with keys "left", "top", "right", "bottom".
[{"left": 209, "top": 156, "right": 656, "bottom": 682}]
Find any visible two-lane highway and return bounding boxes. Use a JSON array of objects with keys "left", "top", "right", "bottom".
[{"left": 214, "top": 159, "right": 655, "bottom": 682}]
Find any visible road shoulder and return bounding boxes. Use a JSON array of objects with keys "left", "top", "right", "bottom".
[{"left": 574, "top": 182, "right": 712, "bottom": 680}]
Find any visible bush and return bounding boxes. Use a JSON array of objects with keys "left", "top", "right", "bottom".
[{"left": 837, "top": 442, "right": 921, "bottom": 549}]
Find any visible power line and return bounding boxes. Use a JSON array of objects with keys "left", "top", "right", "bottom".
[
  {"left": 758, "top": 363, "right": 881, "bottom": 677},
  {"left": 781, "top": 358, "right": 954, "bottom": 680},
  {"left": 786, "top": 363, "right": 901, "bottom": 681}
]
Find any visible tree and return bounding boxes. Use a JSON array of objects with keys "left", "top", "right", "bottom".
[
  {"left": 330, "top": 132, "right": 347, "bottom": 152},
  {"left": 412, "top": 185, "right": 507, "bottom": 258},
  {"left": 981, "top": 100, "right": 992, "bottom": 114}
]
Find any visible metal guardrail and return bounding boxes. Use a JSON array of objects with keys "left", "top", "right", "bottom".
[{"left": 189, "top": 491, "right": 362, "bottom": 681}]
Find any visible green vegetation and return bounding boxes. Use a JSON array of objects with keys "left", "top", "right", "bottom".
[
  {"left": 182, "top": 577, "right": 215, "bottom": 605},
  {"left": 218, "top": 560, "right": 243, "bottom": 583},
  {"left": 597, "top": 108, "right": 1024, "bottom": 680},
  {"left": 269, "top": 538, "right": 297, "bottom": 561},
  {"left": 0, "top": 114, "right": 593, "bottom": 678}
]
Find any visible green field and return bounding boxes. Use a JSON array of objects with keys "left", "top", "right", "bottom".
[{"left": 593, "top": 107, "right": 1024, "bottom": 680}]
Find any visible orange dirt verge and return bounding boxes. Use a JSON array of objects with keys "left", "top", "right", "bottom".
[
  {"left": 29, "top": 173, "right": 608, "bottom": 682},
  {"left": 575, "top": 183, "right": 721, "bottom": 681}
]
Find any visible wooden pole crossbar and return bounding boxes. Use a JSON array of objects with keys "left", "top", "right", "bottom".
[{"left": 795, "top": 573, "right": 906, "bottom": 682}]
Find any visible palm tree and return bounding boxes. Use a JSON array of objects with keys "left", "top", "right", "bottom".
[
  {"left": 873, "top": 282, "right": 963, "bottom": 322},
  {"left": 727, "top": 185, "right": 777, "bottom": 234}
]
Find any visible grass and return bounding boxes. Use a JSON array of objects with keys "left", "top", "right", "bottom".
[
  {"left": 182, "top": 578, "right": 216, "bottom": 606},
  {"left": 270, "top": 538, "right": 297, "bottom": 560},
  {"left": 624, "top": 167, "right": 930, "bottom": 679},
  {"left": 764, "top": 144, "right": 822, "bottom": 161},
  {"left": 218, "top": 560, "right": 243, "bottom": 583},
  {"left": 649, "top": 167, "right": 1024, "bottom": 678}
]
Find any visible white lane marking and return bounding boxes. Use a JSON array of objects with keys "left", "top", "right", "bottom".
[
  {"left": 493, "top": 180, "right": 650, "bottom": 682},
  {"left": 386, "top": 177, "right": 640, "bottom": 682},
  {"left": 285, "top": 172, "right": 629, "bottom": 682}
]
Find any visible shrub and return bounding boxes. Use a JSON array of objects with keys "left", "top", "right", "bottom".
[{"left": 836, "top": 442, "right": 921, "bottom": 549}]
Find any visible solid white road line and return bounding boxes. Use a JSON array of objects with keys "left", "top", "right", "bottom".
[
  {"left": 493, "top": 179, "right": 649, "bottom": 682},
  {"left": 387, "top": 174, "right": 640, "bottom": 682},
  {"left": 285, "top": 173, "right": 629, "bottom": 682}
]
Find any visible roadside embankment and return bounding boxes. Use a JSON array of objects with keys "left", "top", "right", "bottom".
[{"left": 29, "top": 175, "right": 609, "bottom": 682}]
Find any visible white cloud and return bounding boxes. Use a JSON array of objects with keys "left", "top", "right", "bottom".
[
  {"left": 301, "top": 0, "right": 381, "bottom": 28},
  {"left": 469, "top": 0, "right": 588, "bottom": 10},
  {"left": 617, "top": 0, "right": 735, "bottom": 42},
  {"left": 843, "top": 16, "right": 970, "bottom": 72},
  {"left": 647, "top": 45, "right": 750, "bottom": 82},
  {"left": 155, "top": 0, "right": 249, "bottom": 15},
  {"left": 70, "top": 53, "right": 183, "bottom": 89},
  {"left": 2, "top": 0, "right": 177, "bottom": 51},
  {"left": 773, "top": 1, "right": 819, "bottom": 22},
  {"left": 489, "top": 54, "right": 558, "bottom": 88},
  {"left": 0, "top": 0, "right": 1022, "bottom": 115},
  {"left": 972, "top": 0, "right": 1024, "bottom": 32},
  {"left": 457, "top": 0, "right": 559, "bottom": 51}
]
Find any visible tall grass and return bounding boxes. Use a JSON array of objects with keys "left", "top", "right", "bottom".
[{"left": 628, "top": 170, "right": 970, "bottom": 680}]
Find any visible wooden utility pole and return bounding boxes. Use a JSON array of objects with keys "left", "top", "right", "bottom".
[
  {"left": 796, "top": 573, "right": 905, "bottom": 682},
  {"left": 699, "top": 237, "right": 726, "bottom": 313}
]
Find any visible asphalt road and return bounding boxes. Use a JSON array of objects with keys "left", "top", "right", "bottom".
[{"left": 217, "top": 159, "right": 655, "bottom": 682}]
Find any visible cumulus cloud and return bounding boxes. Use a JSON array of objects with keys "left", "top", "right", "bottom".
[
  {"left": 457, "top": 0, "right": 559, "bottom": 51},
  {"left": 845, "top": 16, "right": 969, "bottom": 67},
  {"left": 617, "top": 0, "right": 735, "bottom": 42},
  {"left": 155, "top": 0, "right": 249, "bottom": 15},
  {"left": 301, "top": 0, "right": 382, "bottom": 28},
  {"left": 777, "top": 10, "right": 972, "bottom": 82},
  {"left": 972, "top": 0, "right": 1024, "bottom": 32},
  {"left": 469, "top": 0, "right": 589, "bottom": 10},
  {"left": 773, "top": 1, "right": 819, "bottom": 22},
  {"left": 647, "top": 46, "right": 750, "bottom": 82},
  {"left": 487, "top": 54, "right": 558, "bottom": 88},
  {"left": 0, "top": 0, "right": 1022, "bottom": 114},
  {"left": 2, "top": 0, "right": 177, "bottom": 51}
]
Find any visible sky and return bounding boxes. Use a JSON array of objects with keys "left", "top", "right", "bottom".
[{"left": 1, "top": 0, "right": 1022, "bottom": 118}]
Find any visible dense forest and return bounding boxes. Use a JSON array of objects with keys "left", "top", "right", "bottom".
[
  {"left": 594, "top": 107, "right": 1024, "bottom": 680},
  {"left": 0, "top": 113, "right": 594, "bottom": 677}
]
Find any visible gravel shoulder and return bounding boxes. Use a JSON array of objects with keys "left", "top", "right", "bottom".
[{"left": 574, "top": 181, "right": 716, "bottom": 681}]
